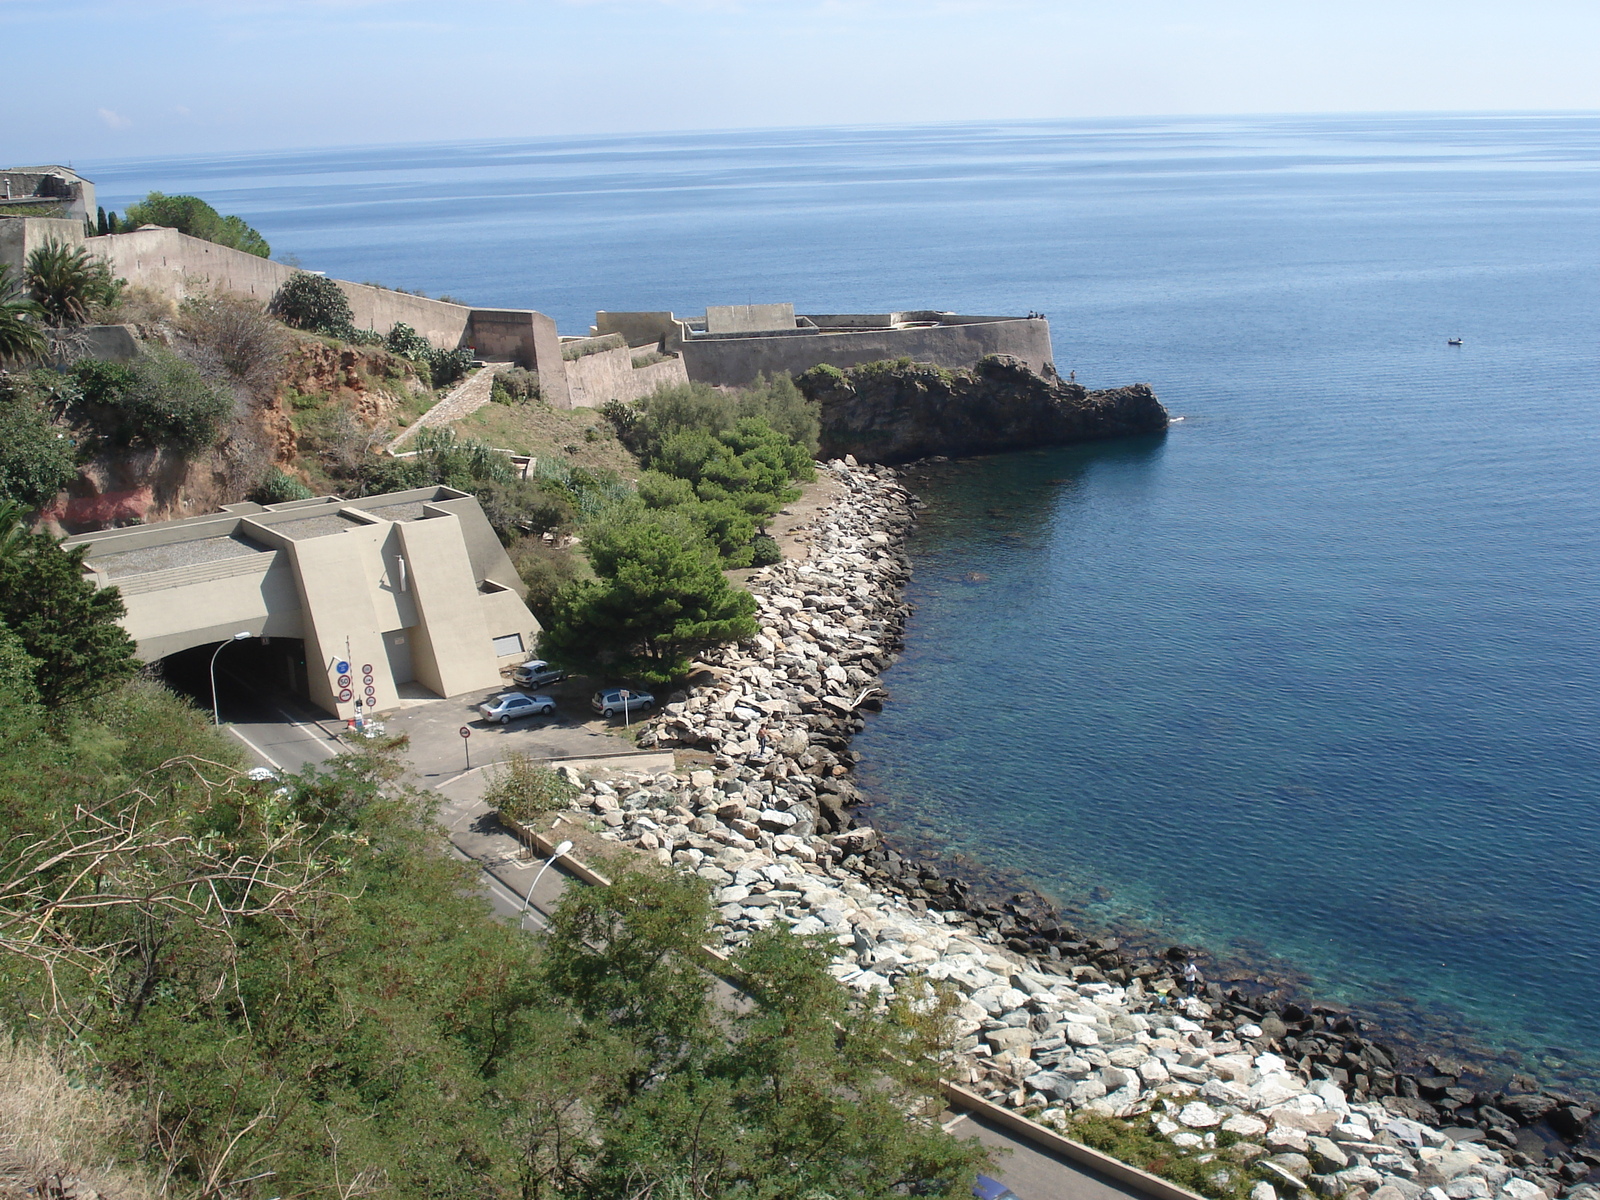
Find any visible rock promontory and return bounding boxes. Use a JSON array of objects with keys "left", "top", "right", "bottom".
[{"left": 798, "top": 355, "right": 1168, "bottom": 463}]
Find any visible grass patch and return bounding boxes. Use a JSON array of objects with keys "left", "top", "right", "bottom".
[
  {"left": 561, "top": 333, "right": 626, "bottom": 361},
  {"left": 1059, "top": 1114, "right": 1266, "bottom": 1200},
  {"left": 452, "top": 400, "right": 639, "bottom": 479}
]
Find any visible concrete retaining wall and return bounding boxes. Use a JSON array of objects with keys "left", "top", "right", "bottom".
[{"left": 680, "top": 317, "right": 1054, "bottom": 386}]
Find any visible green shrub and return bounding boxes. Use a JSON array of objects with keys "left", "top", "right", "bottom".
[
  {"left": 0, "top": 373, "right": 78, "bottom": 506},
  {"left": 250, "top": 467, "right": 315, "bottom": 504},
  {"left": 384, "top": 322, "right": 473, "bottom": 388},
  {"left": 632, "top": 350, "right": 670, "bottom": 368},
  {"left": 491, "top": 366, "right": 540, "bottom": 405},
  {"left": 81, "top": 349, "right": 232, "bottom": 452},
  {"left": 749, "top": 534, "right": 781, "bottom": 566},
  {"left": 123, "top": 191, "right": 270, "bottom": 257},
  {"left": 271, "top": 272, "right": 354, "bottom": 337},
  {"left": 475, "top": 477, "right": 575, "bottom": 544},
  {"left": 483, "top": 752, "right": 578, "bottom": 826}
]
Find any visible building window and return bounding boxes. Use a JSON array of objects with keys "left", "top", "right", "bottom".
[{"left": 492, "top": 633, "right": 524, "bottom": 657}]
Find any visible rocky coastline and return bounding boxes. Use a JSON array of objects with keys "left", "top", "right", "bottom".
[{"left": 577, "top": 458, "right": 1598, "bottom": 1200}]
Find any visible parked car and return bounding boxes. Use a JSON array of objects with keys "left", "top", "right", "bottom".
[
  {"left": 512, "top": 659, "right": 567, "bottom": 688},
  {"left": 479, "top": 692, "right": 557, "bottom": 724},
  {"left": 972, "top": 1176, "right": 1022, "bottom": 1200},
  {"left": 591, "top": 688, "right": 654, "bottom": 718}
]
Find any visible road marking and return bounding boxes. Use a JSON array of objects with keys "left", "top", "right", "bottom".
[
  {"left": 272, "top": 705, "right": 340, "bottom": 755},
  {"left": 227, "top": 726, "right": 284, "bottom": 770}
]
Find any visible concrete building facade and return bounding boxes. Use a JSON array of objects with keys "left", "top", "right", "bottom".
[{"left": 64, "top": 487, "right": 538, "bottom": 718}]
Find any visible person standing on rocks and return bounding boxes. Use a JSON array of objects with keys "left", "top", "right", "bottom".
[{"left": 1183, "top": 957, "right": 1203, "bottom": 997}]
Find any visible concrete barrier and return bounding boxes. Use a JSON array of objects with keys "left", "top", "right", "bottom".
[{"left": 939, "top": 1083, "right": 1208, "bottom": 1200}]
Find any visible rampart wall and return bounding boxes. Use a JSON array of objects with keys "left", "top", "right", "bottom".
[
  {"left": 87, "top": 227, "right": 475, "bottom": 349},
  {"left": 0, "top": 216, "right": 86, "bottom": 275},
  {"left": 679, "top": 317, "right": 1054, "bottom": 386},
  {"left": 564, "top": 345, "right": 689, "bottom": 408}
]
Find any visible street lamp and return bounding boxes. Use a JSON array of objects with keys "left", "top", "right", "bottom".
[
  {"left": 523, "top": 839, "right": 574, "bottom": 926},
  {"left": 209, "top": 631, "right": 251, "bottom": 725}
]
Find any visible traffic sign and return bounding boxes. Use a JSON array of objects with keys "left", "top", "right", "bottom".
[
  {"left": 361, "top": 664, "right": 373, "bottom": 675},
  {"left": 338, "top": 674, "right": 352, "bottom": 688},
  {"left": 459, "top": 726, "right": 471, "bottom": 738},
  {"left": 364, "top": 685, "right": 376, "bottom": 698},
  {"left": 335, "top": 660, "right": 350, "bottom": 675},
  {"left": 619, "top": 689, "right": 631, "bottom": 699},
  {"left": 338, "top": 688, "right": 353, "bottom": 702}
]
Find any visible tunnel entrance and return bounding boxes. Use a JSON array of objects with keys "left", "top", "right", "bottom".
[{"left": 159, "top": 636, "right": 310, "bottom": 723}]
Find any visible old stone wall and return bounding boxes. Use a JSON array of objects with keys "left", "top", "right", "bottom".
[
  {"left": 0, "top": 215, "right": 86, "bottom": 275},
  {"left": 88, "top": 227, "right": 476, "bottom": 349},
  {"left": 565, "top": 344, "right": 689, "bottom": 408},
  {"left": 680, "top": 317, "right": 1054, "bottom": 386}
]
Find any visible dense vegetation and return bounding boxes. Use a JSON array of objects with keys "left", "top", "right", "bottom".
[
  {"left": 122, "top": 191, "right": 271, "bottom": 258},
  {"left": 0, "top": 520, "right": 985, "bottom": 1196}
]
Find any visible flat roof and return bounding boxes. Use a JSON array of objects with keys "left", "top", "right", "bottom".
[{"left": 92, "top": 533, "right": 272, "bottom": 580}]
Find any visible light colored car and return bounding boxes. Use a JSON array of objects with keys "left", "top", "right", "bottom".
[
  {"left": 591, "top": 688, "right": 654, "bottom": 718},
  {"left": 478, "top": 692, "right": 556, "bottom": 724},
  {"left": 512, "top": 659, "right": 567, "bottom": 688}
]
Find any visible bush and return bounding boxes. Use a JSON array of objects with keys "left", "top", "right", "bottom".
[
  {"left": 174, "top": 291, "right": 287, "bottom": 397},
  {"left": 75, "top": 350, "right": 232, "bottom": 452},
  {"left": 0, "top": 373, "right": 77, "bottom": 507},
  {"left": 749, "top": 534, "right": 781, "bottom": 566},
  {"left": 509, "top": 536, "right": 582, "bottom": 626},
  {"left": 482, "top": 752, "right": 578, "bottom": 825},
  {"left": 250, "top": 467, "right": 315, "bottom": 504},
  {"left": 123, "top": 191, "right": 270, "bottom": 258},
  {"left": 270, "top": 272, "right": 354, "bottom": 338},
  {"left": 491, "top": 366, "right": 540, "bottom": 405},
  {"left": 384, "top": 322, "right": 473, "bottom": 388},
  {"left": 476, "top": 477, "right": 575, "bottom": 545}
]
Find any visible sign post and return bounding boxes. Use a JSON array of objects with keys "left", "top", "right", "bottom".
[
  {"left": 459, "top": 725, "right": 472, "bottom": 770},
  {"left": 619, "top": 689, "right": 632, "bottom": 727}
]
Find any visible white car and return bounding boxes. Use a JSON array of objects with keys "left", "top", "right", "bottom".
[{"left": 478, "top": 692, "right": 556, "bottom": 724}]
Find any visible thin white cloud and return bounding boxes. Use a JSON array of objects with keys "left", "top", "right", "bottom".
[{"left": 97, "top": 107, "right": 132, "bottom": 130}]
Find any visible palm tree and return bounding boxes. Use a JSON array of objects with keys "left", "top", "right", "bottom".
[
  {"left": 24, "top": 239, "right": 116, "bottom": 327},
  {"left": 0, "top": 264, "right": 47, "bottom": 365}
]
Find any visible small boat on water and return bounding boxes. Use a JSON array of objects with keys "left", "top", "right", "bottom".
[{"left": 1447, "top": 337, "right": 1463, "bottom": 346}]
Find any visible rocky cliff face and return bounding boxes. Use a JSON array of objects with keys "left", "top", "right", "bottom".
[{"left": 798, "top": 356, "right": 1167, "bottom": 463}]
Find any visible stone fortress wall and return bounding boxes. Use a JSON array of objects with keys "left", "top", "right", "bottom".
[
  {"left": 596, "top": 306, "right": 1055, "bottom": 386},
  {"left": 3, "top": 162, "right": 1058, "bottom": 408}
]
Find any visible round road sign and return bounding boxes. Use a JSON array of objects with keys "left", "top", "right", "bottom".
[
  {"left": 459, "top": 726, "right": 471, "bottom": 739},
  {"left": 364, "top": 686, "right": 376, "bottom": 698},
  {"left": 338, "top": 674, "right": 352, "bottom": 688},
  {"left": 362, "top": 674, "right": 374, "bottom": 686},
  {"left": 361, "top": 664, "right": 373, "bottom": 676},
  {"left": 338, "top": 688, "right": 353, "bottom": 702},
  {"left": 335, "top": 660, "right": 350, "bottom": 675}
]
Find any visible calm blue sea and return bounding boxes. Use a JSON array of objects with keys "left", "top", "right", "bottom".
[{"left": 87, "top": 113, "right": 1600, "bottom": 1087}]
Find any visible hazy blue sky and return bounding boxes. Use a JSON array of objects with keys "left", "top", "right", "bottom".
[{"left": 6, "top": 0, "right": 1599, "bottom": 161}]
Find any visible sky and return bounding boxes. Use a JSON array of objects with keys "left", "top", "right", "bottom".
[{"left": 4, "top": 0, "right": 1600, "bottom": 162}]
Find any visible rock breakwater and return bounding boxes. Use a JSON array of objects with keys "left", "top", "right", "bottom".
[{"left": 572, "top": 459, "right": 1597, "bottom": 1200}]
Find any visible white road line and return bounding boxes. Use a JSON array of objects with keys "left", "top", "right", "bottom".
[
  {"left": 272, "top": 706, "right": 340, "bottom": 755},
  {"left": 227, "top": 726, "right": 284, "bottom": 770}
]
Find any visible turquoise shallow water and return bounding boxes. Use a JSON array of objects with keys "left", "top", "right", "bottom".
[{"left": 87, "top": 113, "right": 1600, "bottom": 1085}]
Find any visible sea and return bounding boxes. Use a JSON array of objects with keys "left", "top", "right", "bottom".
[{"left": 86, "top": 112, "right": 1600, "bottom": 1090}]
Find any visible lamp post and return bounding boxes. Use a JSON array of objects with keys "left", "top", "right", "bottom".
[
  {"left": 209, "top": 631, "right": 251, "bottom": 725},
  {"left": 523, "top": 839, "right": 573, "bottom": 927}
]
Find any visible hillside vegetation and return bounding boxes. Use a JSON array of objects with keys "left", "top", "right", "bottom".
[{"left": 0, "top": 501, "right": 986, "bottom": 1198}]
